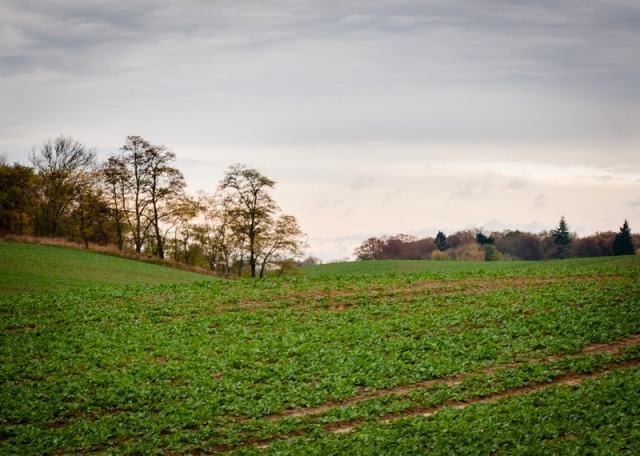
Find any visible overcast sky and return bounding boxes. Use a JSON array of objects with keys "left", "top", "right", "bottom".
[{"left": 2, "top": 1, "right": 640, "bottom": 260}]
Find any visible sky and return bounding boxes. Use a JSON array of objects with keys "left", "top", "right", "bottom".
[{"left": 2, "top": 1, "right": 640, "bottom": 261}]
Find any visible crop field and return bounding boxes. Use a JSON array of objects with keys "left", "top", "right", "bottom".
[
  {"left": 302, "top": 255, "right": 640, "bottom": 276},
  {"left": 1, "top": 254, "right": 640, "bottom": 454}
]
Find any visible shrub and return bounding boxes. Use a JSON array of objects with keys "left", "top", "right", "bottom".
[{"left": 431, "top": 250, "right": 450, "bottom": 261}]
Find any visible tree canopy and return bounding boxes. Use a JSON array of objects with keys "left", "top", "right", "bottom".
[
  {"left": 2, "top": 135, "right": 638, "bottom": 269},
  {"left": 1, "top": 136, "right": 307, "bottom": 277},
  {"left": 353, "top": 218, "right": 638, "bottom": 262}
]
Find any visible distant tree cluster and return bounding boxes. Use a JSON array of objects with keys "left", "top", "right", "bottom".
[
  {"left": 0, "top": 135, "right": 307, "bottom": 277},
  {"left": 354, "top": 217, "right": 637, "bottom": 262}
]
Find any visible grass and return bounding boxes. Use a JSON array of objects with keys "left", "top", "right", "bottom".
[{"left": 0, "top": 241, "right": 217, "bottom": 293}]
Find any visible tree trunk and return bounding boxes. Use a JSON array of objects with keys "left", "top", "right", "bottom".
[
  {"left": 116, "top": 222, "right": 123, "bottom": 251},
  {"left": 250, "top": 252, "right": 256, "bottom": 277}
]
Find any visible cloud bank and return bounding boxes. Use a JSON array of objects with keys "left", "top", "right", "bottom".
[{"left": 2, "top": 1, "right": 640, "bottom": 260}]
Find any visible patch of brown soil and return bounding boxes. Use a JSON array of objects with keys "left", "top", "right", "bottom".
[{"left": 5, "top": 323, "right": 37, "bottom": 332}]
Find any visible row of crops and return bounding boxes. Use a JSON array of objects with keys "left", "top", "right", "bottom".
[{"left": 1, "top": 259, "right": 639, "bottom": 453}]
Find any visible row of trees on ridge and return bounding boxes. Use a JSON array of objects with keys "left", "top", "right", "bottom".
[
  {"left": 0, "top": 135, "right": 307, "bottom": 277},
  {"left": 354, "top": 217, "right": 637, "bottom": 261}
]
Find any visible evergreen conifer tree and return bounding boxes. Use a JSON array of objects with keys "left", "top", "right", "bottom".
[
  {"left": 434, "top": 231, "right": 449, "bottom": 252},
  {"left": 612, "top": 219, "right": 635, "bottom": 255},
  {"left": 552, "top": 216, "right": 572, "bottom": 259}
]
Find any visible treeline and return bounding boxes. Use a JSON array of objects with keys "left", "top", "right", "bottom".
[
  {"left": 354, "top": 217, "right": 637, "bottom": 261},
  {"left": 0, "top": 135, "right": 306, "bottom": 277}
]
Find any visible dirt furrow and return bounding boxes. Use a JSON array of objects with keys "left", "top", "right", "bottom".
[
  {"left": 220, "top": 274, "right": 620, "bottom": 314},
  {"left": 266, "top": 334, "right": 640, "bottom": 421},
  {"left": 326, "top": 358, "right": 640, "bottom": 435},
  {"left": 249, "top": 359, "right": 640, "bottom": 451}
]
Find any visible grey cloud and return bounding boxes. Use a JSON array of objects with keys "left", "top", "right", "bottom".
[
  {"left": 0, "top": 55, "right": 37, "bottom": 76},
  {"left": 3, "top": 1, "right": 151, "bottom": 49},
  {"left": 5, "top": 0, "right": 640, "bottom": 77},
  {"left": 348, "top": 176, "right": 375, "bottom": 191},
  {"left": 302, "top": 0, "right": 640, "bottom": 77},
  {"left": 453, "top": 176, "right": 492, "bottom": 199},
  {"left": 2, "top": 0, "right": 640, "bottom": 161},
  {"left": 506, "top": 177, "right": 528, "bottom": 190},
  {"left": 532, "top": 193, "right": 546, "bottom": 210},
  {"left": 340, "top": 14, "right": 372, "bottom": 25}
]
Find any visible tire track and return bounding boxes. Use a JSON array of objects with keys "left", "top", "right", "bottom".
[
  {"left": 222, "top": 275, "right": 612, "bottom": 313},
  {"left": 264, "top": 334, "right": 640, "bottom": 422},
  {"left": 326, "top": 358, "right": 640, "bottom": 435},
  {"left": 250, "top": 358, "right": 640, "bottom": 451}
]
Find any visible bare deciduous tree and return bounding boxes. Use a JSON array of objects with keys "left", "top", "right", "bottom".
[
  {"left": 145, "top": 145, "right": 186, "bottom": 259},
  {"left": 113, "top": 136, "right": 188, "bottom": 258},
  {"left": 29, "top": 135, "right": 97, "bottom": 237},
  {"left": 120, "top": 136, "right": 153, "bottom": 254},
  {"left": 102, "top": 156, "right": 131, "bottom": 250},
  {"left": 219, "top": 164, "right": 279, "bottom": 278},
  {"left": 256, "top": 214, "right": 307, "bottom": 278},
  {"left": 193, "top": 192, "right": 242, "bottom": 275}
]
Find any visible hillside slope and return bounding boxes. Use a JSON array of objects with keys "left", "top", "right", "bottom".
[{"left": 0, "top": 241, "right": 216, "bottom": 293}]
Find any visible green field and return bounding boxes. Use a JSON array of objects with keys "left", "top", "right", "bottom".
[
  {"left": 302, "top": 255, "right": 640, "bottom": 276},
  {"left": 0, "top": 241, "right": 215, "bottom": 293},
  {"left": 1, "top": 247, "right": 640, "bottom": 454}
]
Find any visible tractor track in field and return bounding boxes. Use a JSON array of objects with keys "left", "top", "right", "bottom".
[
  {"left": 244, "top": 335, "right": 640, "bottom": 451},
  {"left": 263, "top": 333, "right": 640, "bottom": 421},
  {"left": 219, "top": 274, "right": 622, "bottom": 314},
  {"left": 8, "top": 274, "right": 620, "bottom": 331},
  {"left": 323, "top": 358, "right": 640, "bottom": 435}
]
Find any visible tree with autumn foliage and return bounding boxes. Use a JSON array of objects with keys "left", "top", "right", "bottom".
[
  {"left": 104, "top": 136, "right": 188, "bottom": 258},
  {"left": 29, "top": 135, "right": 98, "bottom": 238},
  {"left": 217, "top": 164, "right": 306, "bottom": 277},
  {"left": 0, "top": 160, "right": 36, "bottom": 235}
]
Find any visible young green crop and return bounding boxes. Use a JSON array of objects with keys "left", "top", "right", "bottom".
[
  {"left": 261, "top": 366, "right": 640, "bottom": 455},
  {"left": 1, "top": 255, "right": 639, "bottom": 453},
  {"left": 301, "top": 255, "right": 640, "bottom": 276}
]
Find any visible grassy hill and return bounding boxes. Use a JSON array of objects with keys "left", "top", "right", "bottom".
[{"left": 0, "top": 241, "right": 216, "bottom": 293}]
